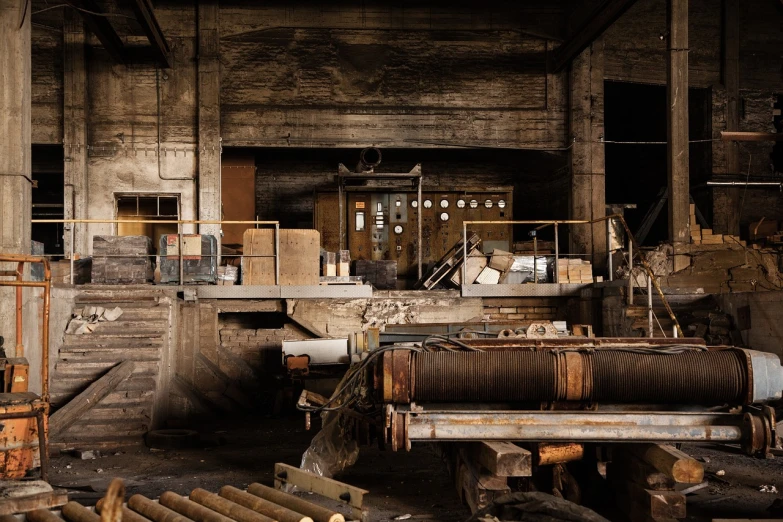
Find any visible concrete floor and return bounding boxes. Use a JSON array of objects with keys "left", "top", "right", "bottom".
[{"left": 48, "top": 417, "right": 783, "bottom": 521}]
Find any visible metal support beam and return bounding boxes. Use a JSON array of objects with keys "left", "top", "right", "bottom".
[
  {"left": 129, "top": 0, "right": 171, "bottom": 68},
  {"left": 70, "top": 0, "right": 126, "bottom": 63},
  {"left": 552, "top": 0, "right": 639, "bottom": 72}
]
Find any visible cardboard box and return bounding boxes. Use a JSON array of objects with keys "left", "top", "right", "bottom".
[
  {"left": 337, "top": 250, "right": 351, "bottom": 276},
  {"left": 488, "top": 249, "right": 514, "bottom": 273}
]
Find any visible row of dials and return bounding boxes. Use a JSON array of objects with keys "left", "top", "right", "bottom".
[{"left": 410, "top": 198, "right": 507, "bottom": 209}]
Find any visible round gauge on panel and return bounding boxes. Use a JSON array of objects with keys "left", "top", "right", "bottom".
[
  {"left": 440, "top": 212, "right": 449, "bottom": 222},
  {"left": 411, "top": 200, "right": 418, "bottom": 208},
  {"left": 440, "top": 199, "right": 449, "bottom": 209},
  {"left": 394, "top": 225, "right": 403, "bottom": 234},
  {"left": 423, "top": 199, "right": 433, "bottom": 209},
  {"left": 484, "top": 199, "right": 493, "bottom": 208},
  {"left": 498, "top": 199, "right": 506, "bottom": 209},
  {"left": 469, "top": 199, "right": 479, "bottom": 209},
  {"left": 456, "top": 199, "right": 466, "bottom": 209}
]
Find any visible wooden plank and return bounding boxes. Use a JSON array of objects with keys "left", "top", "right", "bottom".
[
  {"left": 49, "top": 360, "right": 135, "bottom": 436},
  {"left": 0, "top": 490, "right": 69, "bottom": 516},
  {"left": 607, "top": 454, "right": 675, "bottom": 490},
  {"left": 625, "top": 444, "right": 704, "bottom": 484},
  {"left": 242, "top": 229, "right": 320, "bottom": 285},
  {"left": 467, "top": 441, "right": 532, "bottom": 477}
]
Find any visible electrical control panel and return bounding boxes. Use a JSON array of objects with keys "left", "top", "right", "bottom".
[{"left": 315, "top": 187, "right": 513, "bottom": 280}]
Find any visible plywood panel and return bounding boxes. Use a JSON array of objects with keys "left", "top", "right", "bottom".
[
  {"left": 242, "top": 229, "right": 320, "bottom": 285},
  {"left": 222, "top": 155, "right": 256, "bottom": 246}
]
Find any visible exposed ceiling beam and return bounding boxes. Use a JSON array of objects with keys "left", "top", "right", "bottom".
[
  {"left": 552, "top": 0, "right": 639, "bottom": 72},
  {"left": 70, "top": 0, "right": 126, "bottom": 63},
  {"left": 129, "top": 0, "right": 172, "bottom": 68}
]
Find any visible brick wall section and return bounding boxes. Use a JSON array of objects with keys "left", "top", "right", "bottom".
[
  {"left": 482, "top": 297, "right": 562, "bottom": 322},
  {"left": 219, "top": 324, "right": 308, "bottom": 373}
]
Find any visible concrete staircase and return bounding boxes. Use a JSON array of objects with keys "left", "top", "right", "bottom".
[{"left": 50, "top": 296, "right": 170, "bottom": 450}]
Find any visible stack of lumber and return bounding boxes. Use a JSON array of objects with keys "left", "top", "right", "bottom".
[
  {"left": 242, "top": 229, "right": 320, "bottom": 285},
  {"left": 607, "top": 444, "right": 703, "bottom": 521},
  {"left": 556, "top": 258, "right": 593, "bottom": 283},
  {"left": 691, "top": 205, "right": 745, "bottom": 246},
  {"left": 91, "top": 235, "right": 154, "bottom": 284}
]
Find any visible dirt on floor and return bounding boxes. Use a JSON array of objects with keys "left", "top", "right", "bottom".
[{"left": 47, "top": 417, "right": 783, "bottom": 522}]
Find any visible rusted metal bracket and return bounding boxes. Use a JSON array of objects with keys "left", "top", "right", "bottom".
[{"left": 274, "top": 463, "right": 370, "bottom": 522}]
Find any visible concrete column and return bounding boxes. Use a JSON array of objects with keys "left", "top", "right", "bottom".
[
  {"left": 713, "top": 0, "right": 740, "bottom": 236},
  {"left": 197, "top": 1, "right": 221, "bottom": 244},
  {"left": 0, "top": 0, "right": 32, "bottom": 355},
  {"left": 63, "top": 10, "right": 89, "bottom": 257},
  {"left": 569, "top": 37, "right": 606, "bottom": 271},
  {"left": 667, "top": 0, "right": 690, "bottom": 271}
]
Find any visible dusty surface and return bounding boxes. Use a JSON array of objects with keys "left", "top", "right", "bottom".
[
  {"left": 49, "top": 416, "right": 470, "bottom": 522},
  {"left": 47, "top": 419, "right": 782, "bottom": 521}
]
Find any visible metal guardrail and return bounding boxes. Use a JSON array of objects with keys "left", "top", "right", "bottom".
[
  {"left": 461, "top": 215, "right": 684, "bottom": 338},
  {"left": 30, "top": 219, "right": 280, "bottom": 285}
]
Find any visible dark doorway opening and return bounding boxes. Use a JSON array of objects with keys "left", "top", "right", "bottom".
[
  {"left": 604, "top": 81, "right": 712, "bottom": 246},
  {"left": 32, "top": 145, "right": 64, "bottom": 257}
]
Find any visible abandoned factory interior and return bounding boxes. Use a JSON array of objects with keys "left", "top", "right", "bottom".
[{"left": 2, "top": 0, "right": 783, "bottom": 520}]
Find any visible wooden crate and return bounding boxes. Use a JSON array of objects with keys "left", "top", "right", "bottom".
[{"left": 242, "top": 229, "right": 320, "bottom": 285}]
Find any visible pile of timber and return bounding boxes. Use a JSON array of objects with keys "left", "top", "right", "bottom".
[
  {"left": 49, "top": 294, "right": 170, "bottom": 451},
  {"left": 690, "top": 205, "right": 745, "bottom": 246},
  {"left": 21, "top": 464, "right": 367, "bottom": 522},
  {"left": 556, "top": 258, "right": 595, "bottom": 284},
  {"left": 607, "top": 444, "right": 704, "bottom": 521}
]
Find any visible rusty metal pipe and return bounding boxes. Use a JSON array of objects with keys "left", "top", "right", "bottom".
[
  {"left": 247, "top": 483, "right": 345, "bottom": 522},
  {"left": 537, "top": 443, "right": 585, "bottom": 465},
  {"left": 128, "top": 494, "right": 194, "bottom": 522},
  {"left": 189, "top": 489, "right": 275, "bottom": 522},
  {"left": 97, "top": 499, "right": 152, "bottom": 522},
  {"left": 16, "top": 262, "right": 23, "bottom": 357},
  {"left": 62, "top": 501, "right": 101, "bottom": 522},
  {"left": 219, "top": 486, "right": 313, "bottom": 522},
  {"left": 27, "top": 510, "right": 66, "bottom": 522},
  {"left": 159, "top": 492, "right": 235, "bottom": 522}
]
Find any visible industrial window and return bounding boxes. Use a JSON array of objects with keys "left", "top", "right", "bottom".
[{"left": 115, "top": 194, "right": 180, "bottom": 254}]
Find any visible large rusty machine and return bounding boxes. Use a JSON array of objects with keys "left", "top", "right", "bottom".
[
  {"left": 314, "top": 149, "right": 513, "bottom": 281},
  {"left": 299, "top": 334, "right": 782, "bottom": 456}
]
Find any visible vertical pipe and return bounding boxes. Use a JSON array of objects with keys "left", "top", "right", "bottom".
[
  {"left": 36, "top": 411, "right": 49, "bottom": 483},
  {"left": 417, "top": 180, "right": 422, "bottom": 280},
  {"left": 554, "top": 224, "right": 559, "bottom": 284},
  {"left": 533, "top": 235, "right": 538, "bottom": 284},
  {"left": 607, "top": 218, "right": 613, "bottom": 281},
  {"left": 462, "top": 223, "right": 467, "bottom": 287},
  {"left": 274, "top": 223, "right": 280, "bottom": 286},
  {"left": 178, "top": 222, "right": 184, "bottom": 286},
  {"left": 628, "top": 235, "right": 634, "bottom": 305},
  {"left": 647, "top": 274, "right": 653, "bottom": 338},
  {"left": 42, "top": 278, "right": 50, "bottom": 401},
  {"left": 338, "top": 181, "right": 344, "bottom": 252},
  {"left": 70, "top": 226, "right": 75, "bottom": 284},
  {"left": 15, "top": 262, "right": 23, "bottom": 357}
]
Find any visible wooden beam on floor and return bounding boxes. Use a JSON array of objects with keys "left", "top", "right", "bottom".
[
  {"left": 624, "top": 444, "right": 704, "bottom": 484},
  {"left": 467, "top": 441, "right": 532, "bottom": 477},
  {"left": 49, "top": 360, "right": 135, "bottom": 436}
]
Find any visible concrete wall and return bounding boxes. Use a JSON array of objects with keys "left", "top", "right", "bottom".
[{"left": 718, "top": 292, "right": 783, "bottom": 358}]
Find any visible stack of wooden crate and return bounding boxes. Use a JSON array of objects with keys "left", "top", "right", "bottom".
[
  {"left": 556, "top": 258, "right": 593, "bottom": 283},
  {"left": 690, "top": 204, "right": 745, "bottom": 246}
]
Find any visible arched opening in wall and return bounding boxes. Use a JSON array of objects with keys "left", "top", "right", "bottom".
[{"left": 604, "top": 81, "right": 712, "bottom": 246}]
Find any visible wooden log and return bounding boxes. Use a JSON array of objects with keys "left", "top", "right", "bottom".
[
  {"left": 61, "top": 501, "right": 100, "bottom": 522},
  {"left": 467, "top": 441, "right": 532, "bottom": 477},
  {"left": 128, "top": 494, "right": 194, "bottom": 522},
  {"left": 607, "top": 453, "right": 675, "bottom": 490},
  {"left": 247, "top": 483, "right": 344, "bottom": 522},
  {"left": 159, "top": 492, "right": 235, "bottom": 522},
  {"left": 218, "top": 486, "right": 312, "bottom": 522},
  {"left": 49, "top": 360, "right": 136, "bottom": 435},
  {"left": 189, "top": 489, "right": 275, "bottom": 522},
  {"left": 625, "top": 444, "right": 703, "bottom": 484},
  {"left": 537, "top": 443, "right": 584, "bottom": 466},
  {"left": 97, "top": 498, "right": 153, "bottom": 522}
]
